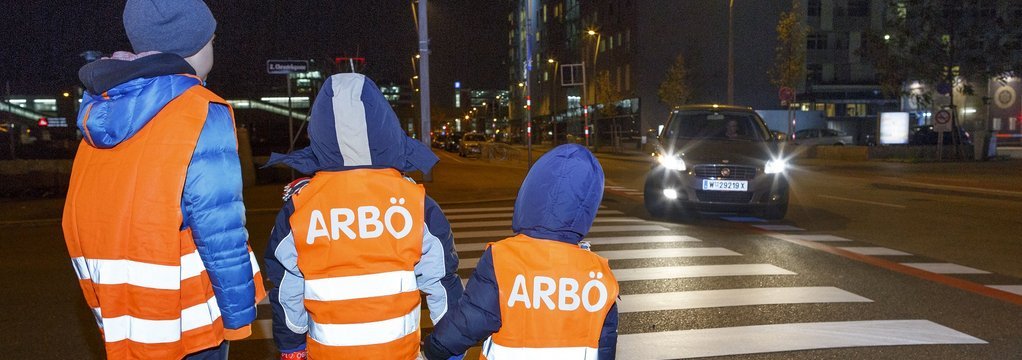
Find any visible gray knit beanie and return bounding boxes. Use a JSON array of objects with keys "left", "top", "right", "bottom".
[{"left": 123, "top": 0, "right": 217, "bottom": 58}]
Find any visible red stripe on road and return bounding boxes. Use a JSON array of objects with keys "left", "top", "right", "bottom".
[{"left": 772, "top": 235, "right": 1022, "bottom": 307}]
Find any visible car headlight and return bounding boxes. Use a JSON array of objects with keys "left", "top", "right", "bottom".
[
  {"left": 765, "top": 159, "right": 787, "bottom": 174},
  {"left": 657, "top": 153, "right": 686, "bottom": 171}
]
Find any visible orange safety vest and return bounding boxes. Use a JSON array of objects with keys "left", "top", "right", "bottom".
[
  {"left": 484, "top": 234, "right": 619, "bottom": 360},
  {"left": 288, "top": 168, "right": 426, "bottom": 360},
  {"left": 62, "top": 85, "right": 265, "bottom": 359}
]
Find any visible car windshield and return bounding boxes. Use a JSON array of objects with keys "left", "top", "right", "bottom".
[
  {"left": 465, "top": 134, "right": 485, "bottom": 141},
  {"left": 664, "top": 110, "right": 769, "bottom": 142}
]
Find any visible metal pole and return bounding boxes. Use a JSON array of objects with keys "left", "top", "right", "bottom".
[
  {"left": 287, "top": 76, "right": 294, "bottom": 153},
  {"left": 418, "top": 0, "right": 433, "bottom": 182},
  {"left": 727, "top": 0, "right": 735, "bottom": 105},
  {"left": 4, "top": 81, "right": 13, "bottom": 159},
  {"left": 582, "top": 61, "right": 589, "bottom": 147},
  {"left": 525, "top": 0, "right": 535, "bottom": 167}
]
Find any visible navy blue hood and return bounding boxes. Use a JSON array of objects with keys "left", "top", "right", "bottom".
[
  {"left": 264, "top": 73, "right": 438, "bottom": 174},
  {"left": 512, "top": 144, "right": 605, "bottom": 244}
]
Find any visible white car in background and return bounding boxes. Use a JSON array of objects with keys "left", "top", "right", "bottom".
[{"left": 794, "top": 128, "right": 853, "bottom": 146}]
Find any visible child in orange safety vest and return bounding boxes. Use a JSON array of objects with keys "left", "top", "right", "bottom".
[
  {"left": 423, "top": 144, "right": 620, "bottom": 360},
  {"left": 261, "top": 73, "right": 464, "bottom": 360}
]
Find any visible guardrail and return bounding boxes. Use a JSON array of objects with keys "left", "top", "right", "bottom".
[{"left": 481, "top": 142, "right": 520, "bottom": 162}]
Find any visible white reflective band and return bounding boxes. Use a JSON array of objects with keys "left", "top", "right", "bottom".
[
  {"left": 482, "top": 337, "right": 598, "bottom": 360},
  {"left": 181, "top": 296, "right": 221, "bottom": 332},
  {"left": 99, "top": 296, "right": 220, "bottom": 343},
  {"left": 103, "top": 316, "right": 181, "bottom": 344},
  {"left": 70, "top": 252, "right": 208, "bottom": 290},
  {"left": 310, "top": 306, "right": 419, "bottom": 346},
  {"left": 305, "top": 270, "right": 417, "bottom": 302},
  {"left": 181, "top": 251, "right": 205, "bottom": 279},
  {"left": 248, "top": 251, "right": 261, "bottom": 275}
]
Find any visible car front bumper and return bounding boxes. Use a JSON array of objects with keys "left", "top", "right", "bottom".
[{"left": 645, "top": 165, "right": 789, "bottom": 213}]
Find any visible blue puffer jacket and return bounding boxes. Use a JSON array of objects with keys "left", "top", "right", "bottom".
[
  {"left": 262, "top": 73, "right": 464, "bottom": 353},
  {"left": 423, "top": 144, "right": 618, "bottom": 360},
  {"left": 77, "top": 53, "right": 257, "bottom": 329}
]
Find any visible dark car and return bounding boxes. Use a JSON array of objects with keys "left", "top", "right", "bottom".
[
  {"left": 445, "top": 132, "right": 463, "bottom": 152},
  {"left": 643, "top": 105, "right": 790, "bottom": 220},
  {"left": 431, "top": 134, "right": 448, "bottom": 149},
  {"left": 909, "top": 125, "right": 972, "bottom": 145}
]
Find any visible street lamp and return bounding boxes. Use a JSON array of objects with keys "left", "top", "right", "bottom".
[{"left": 727, "top": 0, "right": 735, "bottom": 104}]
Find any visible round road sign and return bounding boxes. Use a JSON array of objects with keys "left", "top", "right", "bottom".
[{"left": 933, "top": 109, "right": 952, "bottom": 132}]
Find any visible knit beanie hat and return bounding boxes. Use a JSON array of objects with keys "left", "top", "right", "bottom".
[{"left": 123, "top": 0, "right": 217, "bottom": 58}]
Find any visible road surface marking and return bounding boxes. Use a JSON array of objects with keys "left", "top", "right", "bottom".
[
  {"left": 721, "top": 216, "right": 768, "bottom": 223},
  {"left": 455, "top": 224, "right": 671, "bottom": 239},
  {"left": 616, "top": 320, "right": 986, "bottom": 359},
  {"left": 444, "top": 205, "right": 605, "bottom": 214},
  {"left": 770, "top": 234, "right": 1022, "bottom": 306},
  {"left": 613, "top": 264, "right": 796, "bottom": 281},
  {"left": 446, "top": 210, "right": 623, "bottom": 220},
  {"left": 901, "top": 263, "right": 991, "bottom": 274},
  {"left": 839, "top": 247, "right": 912, "bottom": 256},
  {"left": 901, "top": 180, "right": 1022, "bottom": 197},
  {"left": 454, "top": 235, "right": 702, "bottom": 252},
  {"left": 818, "top": 194, "right": 907, "bottom": 209},
  {"left": 752, "top": 224, "right": 805, "bottom": 231},
  {"left": 443, "top": 206, "right": 515, "bottom": 214},
  {"left": 783, "top": 234, "right": 853, "bottom": 242},
  {"left": 451, "top": 216, "right": 644, "bottom": 229},
  {"left": 457, "top": 247, "right": 741, "bottom": 269},
  {"left": 988, "top": 285, "right": 1022, "bottom": 296},
  {"left": 586, "top": 235, "right": 702, "bottom": 244},
  {"left": 619, "top": 287, "right": 871, "bottom": 313}
]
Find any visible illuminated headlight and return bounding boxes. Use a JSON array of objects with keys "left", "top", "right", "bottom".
[
  {"left": 663, "top": 188, "right": 679, "bottom": 199},
  {"left": 765, "top": 159, "right": 787, "bottom": 174},
  {"left": 657, "top": 153, "right": 686, "bottom": 171}
]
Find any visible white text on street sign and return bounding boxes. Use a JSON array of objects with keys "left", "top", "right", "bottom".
[{"left": 267, "top": 60, "right": 310, "bottom": 75}]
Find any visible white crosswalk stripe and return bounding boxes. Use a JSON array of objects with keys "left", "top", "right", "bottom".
[
  {"left": 246, "top": 203, "right": 987, "bottom": 358},
  {"left": 450, "top": 216, "right": 646, "bottom": 229}
]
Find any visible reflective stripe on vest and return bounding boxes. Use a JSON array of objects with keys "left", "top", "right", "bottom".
[
  {"left": 305, "top": 270, "right": 417, "bottom": 301},
  {"left": 482, "top": 337, "right": 598, "bottom": 360},
  {"left": 289, "top": 168, "right": 426, "bottom": 360},
  {"left": 310, "top": 306, "right": 420, "bottom": 347},
  {"left": 486, "top": 234, "right": 619, "bottom": 359},
  {"left": 62, "top": 84, "right": 265, "bottom": 359}
]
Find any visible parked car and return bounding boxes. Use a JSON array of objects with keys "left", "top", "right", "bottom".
[
  {"left": 431, "top": 134, "right": 448, "bottom": 149},
  {"left": 909, "top": 125, "right": 972, "bottom": 145},
  {"left": 458, "top": 132, "right": 486, "bottom": 157},
  {"left": 794, "top": 128, "right": 853, "bottom": 145},
  {"left": 643, "top": 105, "right": 790, "bottom": 220},
  {"left": 444, "top": 132, "right": 463, "bottom": 152}
]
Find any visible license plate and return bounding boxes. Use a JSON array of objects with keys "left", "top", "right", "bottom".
[{"left": 702, "top": 180, "right": 748, "bottom": 191}]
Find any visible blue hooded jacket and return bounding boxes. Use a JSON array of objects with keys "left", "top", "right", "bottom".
[
  {"left": 263, "top": 73, "right": 464, "bottom": 353},
  {"left": 75, "top": 53, "right": 257, "bottom": 329},
  {"left": 423, "top": 144, "right": 619, "bottom": 360}
]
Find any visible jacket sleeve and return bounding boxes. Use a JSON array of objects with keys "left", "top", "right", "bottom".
[
  {"left": 264, "top": 200, "right": 309, "bottom": 353},
  {"left": 598, "top": 302, "right": 619, "bottom": 359},
  {"left": 423, "top": 247, "right": 502, "bottom": 360},
  {"left": 181, "top": 103, "right": 257, "bottom": 329},
  {"left": 415, "top": 196, "right": 465, "bottom": 324}
]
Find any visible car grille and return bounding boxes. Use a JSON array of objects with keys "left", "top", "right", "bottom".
[
  {"left": 695, "top": 190, "right": 754, "bottom": 203},
  {"left": 693, "top": 165, "right": 757, "bottom": 180}
]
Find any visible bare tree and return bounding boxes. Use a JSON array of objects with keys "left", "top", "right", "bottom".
[{"left": 658, "top": 53, "right": 692, "bottom": 108}]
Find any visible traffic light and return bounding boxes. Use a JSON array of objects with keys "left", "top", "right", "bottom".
[{"left": 38, "top": 118, "right": 48, "bottom": 127}]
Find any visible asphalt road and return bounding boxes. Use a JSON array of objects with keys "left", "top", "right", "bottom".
[{"left": 2, "top": 149, "right": 1021, "bottom": 359}]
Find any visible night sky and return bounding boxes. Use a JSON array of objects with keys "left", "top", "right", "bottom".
[{"left": 0, "top": 1, "right": 507, "bottom": 108}]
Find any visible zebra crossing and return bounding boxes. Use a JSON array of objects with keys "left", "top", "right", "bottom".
[{"left": 241, "top": 203, "right": 989, "bottom": 359}]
